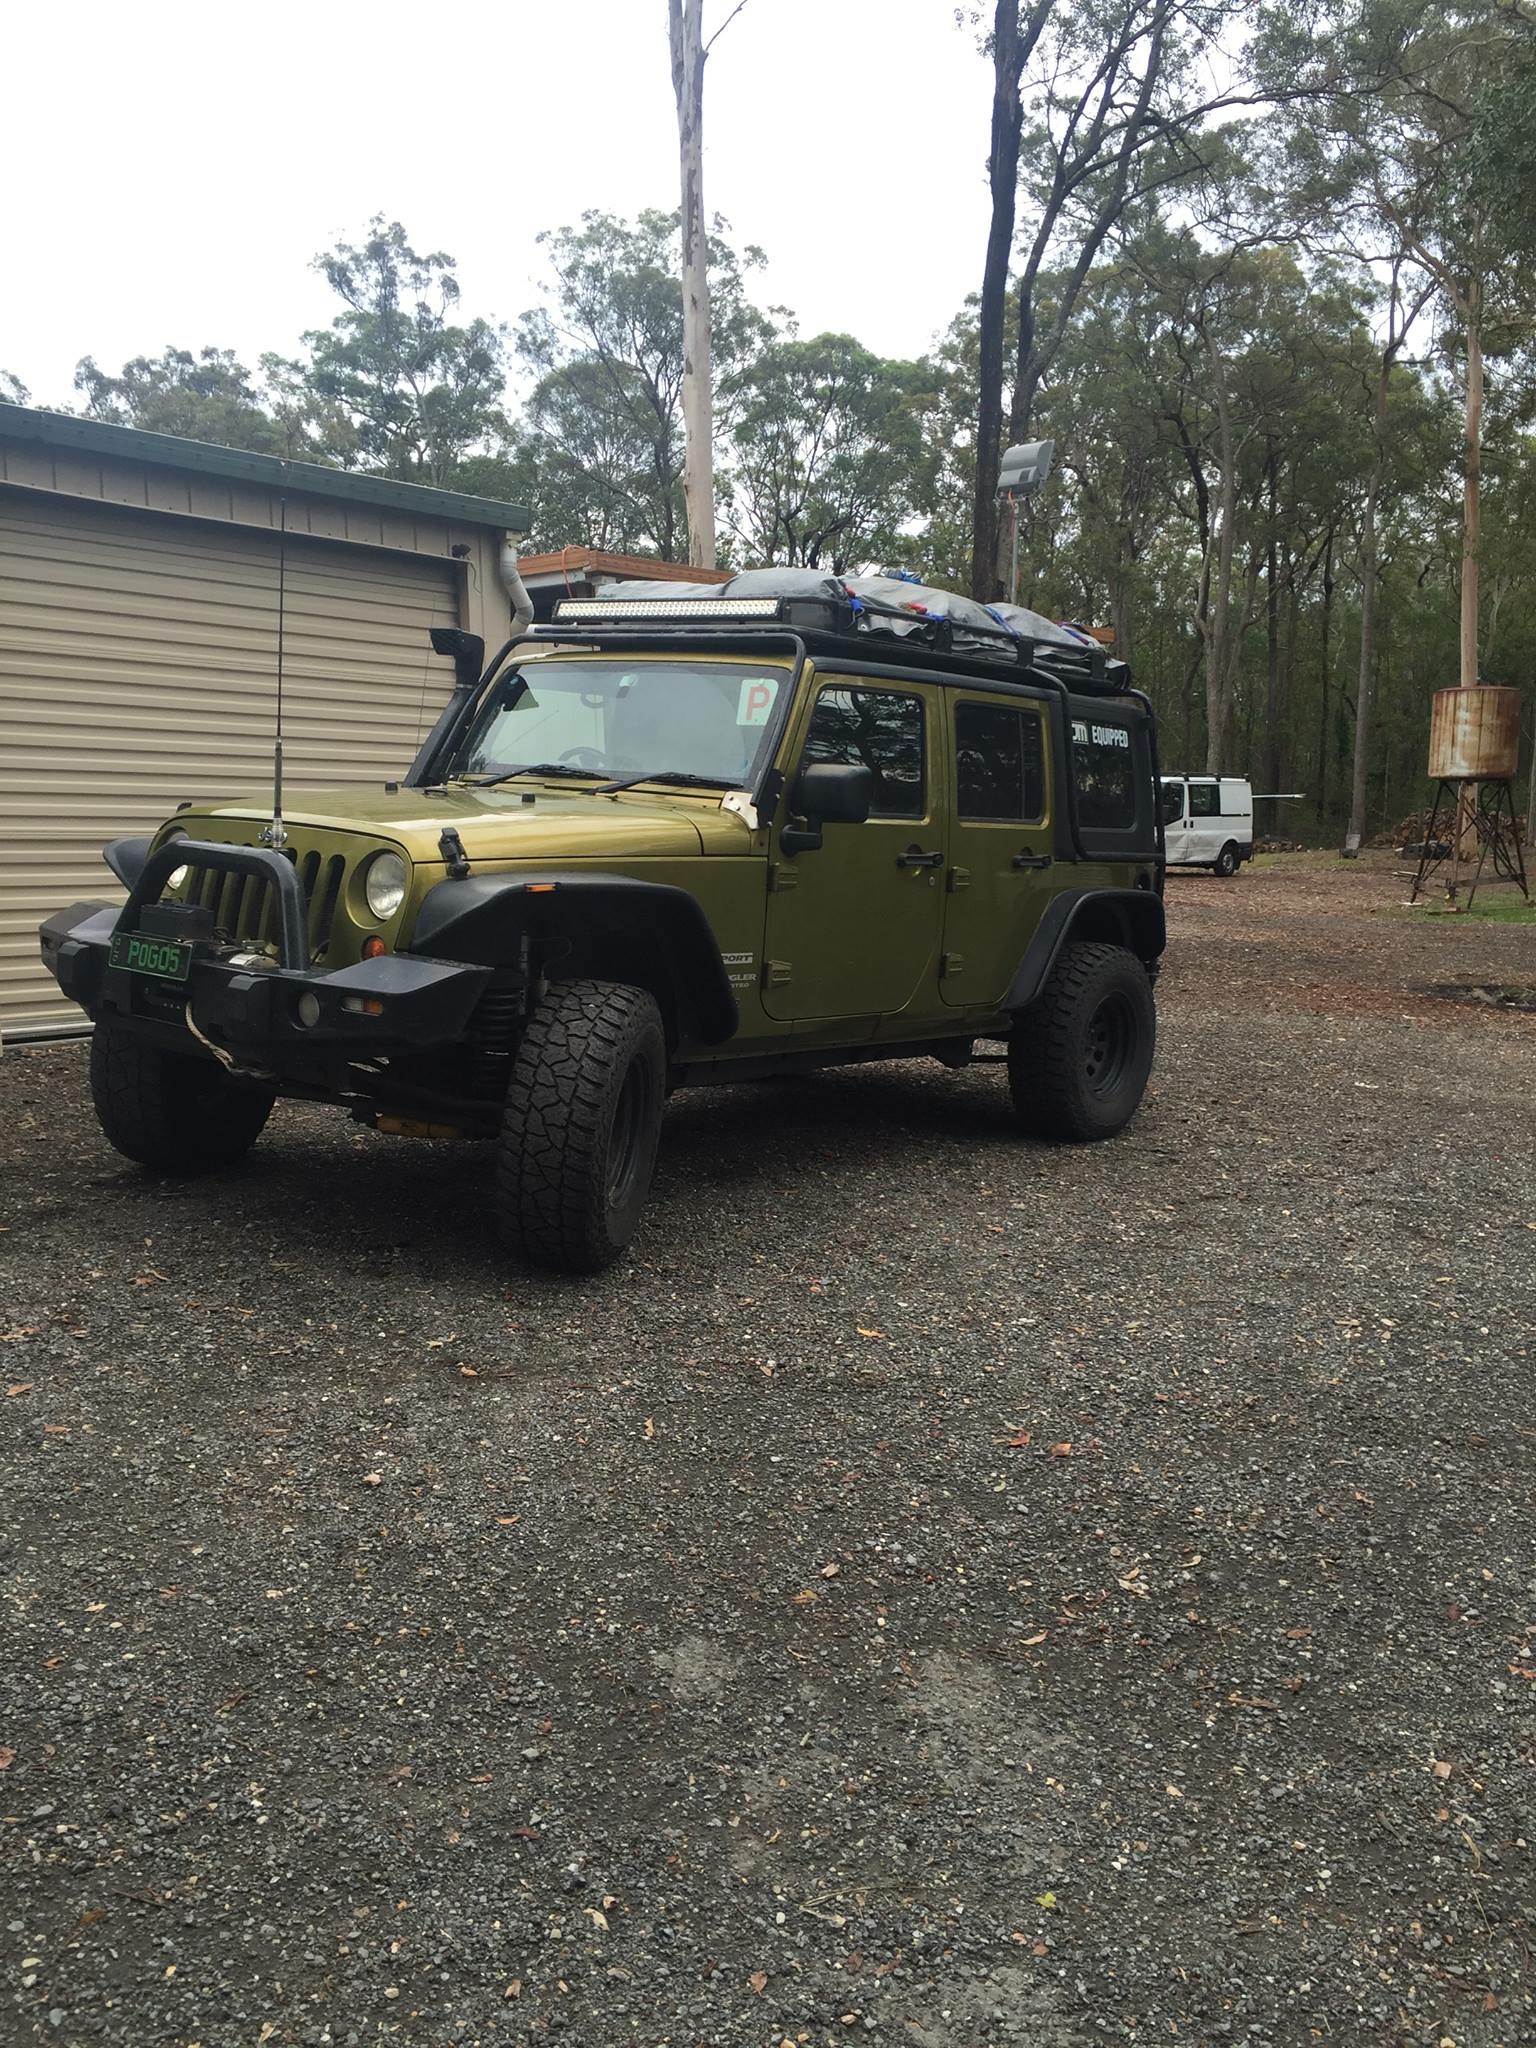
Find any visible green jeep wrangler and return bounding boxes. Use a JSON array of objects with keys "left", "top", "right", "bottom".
[{"left": 40, "top": 577, "right": 1166, "bottom": 1272}]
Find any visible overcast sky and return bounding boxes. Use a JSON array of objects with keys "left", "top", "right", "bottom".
[{"left": 4, "top": 0, "right": 994, "bottom": 412}]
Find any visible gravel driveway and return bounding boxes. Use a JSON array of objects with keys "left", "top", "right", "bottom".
[{"left": 3, "top": 853, "right": 1534, "bottom": 2048}]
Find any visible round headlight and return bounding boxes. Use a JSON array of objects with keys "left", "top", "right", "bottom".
[{"left": 363, "top": 851, "right": 408, "bottom": 921}]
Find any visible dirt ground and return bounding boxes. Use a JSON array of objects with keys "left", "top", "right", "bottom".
[{"left": 2, "top": 851, "right": 1534, "bottom": 2048}]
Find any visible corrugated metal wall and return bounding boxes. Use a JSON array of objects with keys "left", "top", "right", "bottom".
[{"left": 0, "top": 492, "right": 461, "bottom": 1036}]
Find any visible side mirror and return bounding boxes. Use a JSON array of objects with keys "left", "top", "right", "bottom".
[{"left": 782, "top": 762, "right": 874, "bottom": 854}]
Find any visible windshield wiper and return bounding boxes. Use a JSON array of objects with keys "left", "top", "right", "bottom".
[
  {"left": 594, "top": 769, "right": 729, "bottom": 795},
  {"left": 460, "top": 764, "right": 608, "bottom": 790}
]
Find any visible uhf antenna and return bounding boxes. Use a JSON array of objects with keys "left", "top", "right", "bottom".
[{"left": 261, "top": 494, "right": 288, "bottom": 849}]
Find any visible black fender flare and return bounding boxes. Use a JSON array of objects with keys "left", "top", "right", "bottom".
[
  {"left": 409, "top": 871, "right": 739, "bottom": 1045},
  {"left": 1004, "top": 888, "right": 1166, "bottom": 1012}
]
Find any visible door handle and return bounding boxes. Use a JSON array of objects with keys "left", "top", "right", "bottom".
[
  {"left": 1011, "top": 852, "right": 1053, "bottom": 870},
  {"left": 896, "top": 848, "right": 944, "bottom": 869}
]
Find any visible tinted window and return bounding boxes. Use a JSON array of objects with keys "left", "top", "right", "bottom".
[
  {"left": 802, "top": 687, "right": 925, "bottom": 817},
  {"left": 1189, "top": 782, "right": 1220, "bottom": 817},
  {"left": 955, "top": 701, "right": 1046, "bottom": 821},
  {"left": 1161, "top": 781, "right": 1185, "bottom": 823},
  {"left": 1071, "top": 718, "right": 1137, "bottom": 829}
]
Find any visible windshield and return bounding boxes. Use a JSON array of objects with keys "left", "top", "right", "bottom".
[{"left": 447, "top": 659, "right": 790, "bottom": 789}]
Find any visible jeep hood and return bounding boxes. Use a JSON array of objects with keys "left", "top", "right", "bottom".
[{"left": 175, "top": 782, "right": 754, "bottom": 861}]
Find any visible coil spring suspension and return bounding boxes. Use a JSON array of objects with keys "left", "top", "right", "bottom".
[{"left": 466, "top": 973, "right": 526, "bottom": 1089}]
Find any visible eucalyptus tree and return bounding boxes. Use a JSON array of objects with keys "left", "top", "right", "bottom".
[
  {"left": 270, "top": 219, "right": 509, "bottom": 485},
  {"left": 961, "top": 0, "right": 1270, "bottom": 598},
  {"left": 73, "top": 346, "right": 284, "bottom": 454},
  {"left": 721, "top": 335, "right": 941, "bottom": 574},
  {"left": 516, "top": 209, "right": 773, "bottom": 562}
]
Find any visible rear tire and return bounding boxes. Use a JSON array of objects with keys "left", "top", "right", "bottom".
[
  {"left": 89, "top": 1018, "right": 274, "bottom": 1174},
  {"left": 1008, "top": 941, "right": 1155, "bottom": 1142},
  {"left": 1213, "top": 841, "right": 1240, "bottom": 878},
  {"left": 496, "top": 979, "right": 666, "bottom": 1273}
]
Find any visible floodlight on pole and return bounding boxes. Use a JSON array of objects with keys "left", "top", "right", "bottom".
[{"left": 995, "top": 439, "right": 1055, "bottom": 606}]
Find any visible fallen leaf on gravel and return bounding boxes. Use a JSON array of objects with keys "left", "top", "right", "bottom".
[
  {"left": 1507, "top": 1664, "right": 1536, "bottom": 1680},
  {"left": 1284, "top": 1627, "right": 1311, "bottom": 1640},
  {"left": 585, "top": 1908, "right": 609, "bottom": 1931},
  {"left": 1431, "top": 1759, "right": 1453, "bottom": 1780},
  {"left": 643, "top": 1417, "right": 656, "bottom": 1441},
  {"left": 749, "top": 1970, "right": 768, "bottom": 1994},
  {"left": 1001, "top": 1429, "right": 1032, "bottom": 1447},
  {"left": 504, "top": 1980, "right": 522, "bottom": 1999},
  {"left": 791, "top": 1588, "right": 818, "bottom": 1605},
  {"left": 856, "top": 1327, "right": 885, "bottom": 1340},
  {"left": 841, "top": 1951, "right": 864, "bottom": 1971},
  {"left": 258, "top": 2027, "right": 276, "bottom": 2045},
  {"left": 495, "top": 1515, "right": 521, "bottom": 1527},
  {"left": 362, "top": 1473, "right": 383, "bottom": 1487},
  {"left": 1165, "top": 1784, "right": 1184, "bottom": 1799},
  {"left": 86, "top": 1602, "right": 105, "bottom": 1614},
  {"left": 5, "top": 1384, "right": 32, "bottom": 1397},
  {"left": 459, "top": 1365, "right": 479, "bottom": 1378},
  {"left": 1050, "top": 1441, "right": 1073, "bottom": 1458},
  {"left": 0, "top": 1746, "right": 14, "bottom": 1769},
  {"left": 43, "top": 1424, "right": 70, "bottom": 1437},
  {"left": 512, "top": 1826, "right": 542, "bottom": 1841},
  {"left": 1035, "top": 1890, "right": 1057, "bottom": 1909},
  {"left": 820, "top": 1562, "right": 840, "bottom": 1579},
  {"left": 1021, "top": 1631, "right": 1048, "bottom": 1646}
]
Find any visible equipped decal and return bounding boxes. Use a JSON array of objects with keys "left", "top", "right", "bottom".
[{"left": 1072, "top": 719, "right": 1130, "bottom": 749}]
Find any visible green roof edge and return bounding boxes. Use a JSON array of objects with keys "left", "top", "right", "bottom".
[{"left": 0, "top": 404, "right": 532, "bottom": 532}]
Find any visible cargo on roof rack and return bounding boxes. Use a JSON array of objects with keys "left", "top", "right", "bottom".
[{"left": 545, "top": 571, "right": 1131, "bottom": 695}]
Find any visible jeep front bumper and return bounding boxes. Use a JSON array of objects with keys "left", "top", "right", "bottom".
[{"left": 39, "top": 840, "right": 491, "bottom": 1062}]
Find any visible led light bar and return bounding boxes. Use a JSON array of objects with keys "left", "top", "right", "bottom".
[{"left": 553, "top": 597, "right": 783, "bottom": 621}]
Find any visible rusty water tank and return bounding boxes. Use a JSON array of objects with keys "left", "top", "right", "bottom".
[{"left": 1428, "top": 685, "right": 1521, "bottom": 780}]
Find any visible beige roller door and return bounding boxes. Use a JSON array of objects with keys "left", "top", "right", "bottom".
[{"left": 0, "top": 492, "right": 461, "bottom": 1035}]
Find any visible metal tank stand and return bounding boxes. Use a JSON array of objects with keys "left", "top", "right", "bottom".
[{"left": 1410, "top": 778, "right": 1530, "bottom": 907}]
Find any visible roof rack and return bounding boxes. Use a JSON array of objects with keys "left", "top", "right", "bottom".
[{"left": 544, "top": 589, "right": 1128, "bottom": 694}]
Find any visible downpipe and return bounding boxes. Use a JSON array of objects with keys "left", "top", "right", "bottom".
[{"left": 499, "top": 533, "right": 534, "bottom": 634}]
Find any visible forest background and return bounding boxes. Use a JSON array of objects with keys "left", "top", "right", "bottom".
[{"left": 6, "top": 0, "right": 1535, "bottom": 840}]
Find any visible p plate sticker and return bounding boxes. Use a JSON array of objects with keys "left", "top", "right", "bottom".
[{"left": 737, "top": 677, "right": 780, "bottom": 727}]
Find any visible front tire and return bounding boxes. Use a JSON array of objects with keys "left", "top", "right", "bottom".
[
  {"left": 1008, "top": 942, "right": 1155, "bottom": 1142},
  {"left": 89, "top": 1018, "right": 274, "bottom": 1174},
  {"left": 1213, "top": 841, "right": 1241, "bottom": 878},
  {"left": 496, "top": 979, "right": 666, "bottom": 1273}
]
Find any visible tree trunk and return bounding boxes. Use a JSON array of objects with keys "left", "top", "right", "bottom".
[
  {"left": 1460, "top": 289, "right": 1482, "bottom": 691},
  {"left": 669, "top": 0, "right": 715, "bottom": 569},
  {"left": 1263, "top": 444, "right": 1282, "bottom": 794},
  {"left": 1201, "top": 326, "right": 1239, "bottom": 775},
  {"left": 1315, "top": 530, "right": 1335, "bottom": 826},
  {"left": 1346, "top": 359, "right": 1390, "bottom": 851},
  {"left": 1454, "top": 287, "right": 1483, "bottom": 864},
  {"left": 970, "top": 0, "right": 1025, "bottom": 602}
]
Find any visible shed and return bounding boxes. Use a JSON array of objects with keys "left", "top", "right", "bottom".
[{"left": 0, "top": 406, "right": 530, "bottom": 1037}]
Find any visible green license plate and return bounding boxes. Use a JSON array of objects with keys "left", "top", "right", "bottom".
[{"left": 110, "top": 932, "right": 193, "bottom": 983}]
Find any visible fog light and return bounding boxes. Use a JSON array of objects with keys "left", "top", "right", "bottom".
[
  {"left": 296, "top": 991, "right": 322, "bottom": 1028},
  {"left": 341, "top": 995, "right": 386, "bottom": 1017}
]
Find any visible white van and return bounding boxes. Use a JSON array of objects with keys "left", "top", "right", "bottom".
[{"left": 1160, "top": 776, "right": 1254, "bottom": 876}]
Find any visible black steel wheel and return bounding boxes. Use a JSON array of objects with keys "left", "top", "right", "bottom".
[
  {"left": 496, "top": 979, "right": 666, "bottom": 1273},
  {"left": 1213, "top": 841, "right": 1241, "bottom": 878},
  {"left": 1007, "top": 941, "right": 1156, "bottom": 1141},
  {"left": 89, "top": 1017, "right": 275, "bottom": 1174}
]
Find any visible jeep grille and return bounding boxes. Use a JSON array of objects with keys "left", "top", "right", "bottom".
[{"left": 184, "top": 847, "right": 348, "bottom": 962}]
